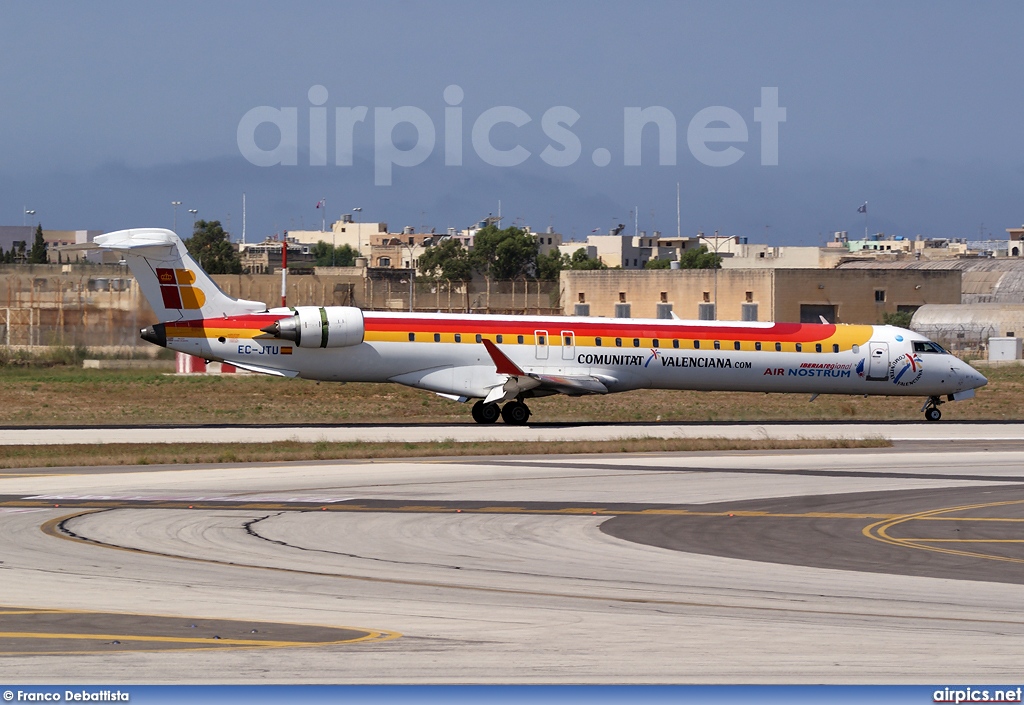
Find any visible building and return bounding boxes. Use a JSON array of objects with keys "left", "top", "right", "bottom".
[
  {"left": 560, "top": 267, "right": 960, "bottom": 324},
  {"left": 239, "top": 237, "right": 315, "bottom": 274},
  {"left": 838, "top": 258, "right": 1024, "bottom": 304},
  {"left": 0, "top": 226, "right": 33, "bottom": 257},
  {"left": 581, "top": 229, "right": 665, "bottom": 269},
  {"left": 284, "top": 215, "right": 387, "bottom": 254},
  {"left": 369, "top": 229, "right": 440, "bottom": 269},
  {"left": 531, "top": 227, "right": 562, "bottom": 257},
  {"left": 719, "top": 244, "right": 846, "bottom": 269},
  {"left": 829, "top": 231, "right": 973, "bottom": 260},
  {"left": 1006, "top": 226, "right": 1024, "bottom": 257}
]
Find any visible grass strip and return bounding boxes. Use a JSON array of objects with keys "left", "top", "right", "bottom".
[{"left": 0, "top": 437, "right": 891, "bottom": 469}]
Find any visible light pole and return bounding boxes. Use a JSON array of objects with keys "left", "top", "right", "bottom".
[
  {"left": 352, "top": 207, "right": 363, "bottom": 262},
  {"left": 188, "top": 209, "right": 198, "bottom": 229},
  {"left": 171, "top": 201, "right": 182, "bottom": 233},
  {"left": 401, "top": 240, "right": 415, "bottom": 312},
  {"left": 23, "top": 208, "right": 35, "bottom": 226},
  {"left": 699, "top": 230, "right": 739, "bottom": 320}
]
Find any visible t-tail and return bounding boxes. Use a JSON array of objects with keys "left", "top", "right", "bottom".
[{"left": 95, "top": 229, "right": 266, "bottom": 325}]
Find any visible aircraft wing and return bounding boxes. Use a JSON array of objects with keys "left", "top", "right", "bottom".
[{"left": 480, "top": 339, "right": 609, "bottom": 404}]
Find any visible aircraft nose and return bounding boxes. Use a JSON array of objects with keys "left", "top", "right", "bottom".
[{"left": 969, "top": 367, "right": 988, "bottom": 389}]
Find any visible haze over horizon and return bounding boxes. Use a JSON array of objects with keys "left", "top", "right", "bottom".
[{"left": 3, "top": 1, "right": 1022, "bottom": 245}]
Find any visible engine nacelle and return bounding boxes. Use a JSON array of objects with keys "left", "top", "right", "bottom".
[{"left": 262, "top": 306, "right": 364, "bottom": 348}]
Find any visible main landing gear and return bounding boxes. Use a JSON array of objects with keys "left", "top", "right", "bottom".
[
  {"left": 922, "top": 396, "right": 943, "bottom": 422},
  {"left": 471, "top": 399, "right": 532, "bottom": 425}
]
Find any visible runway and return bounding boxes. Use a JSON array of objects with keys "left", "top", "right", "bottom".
[
  {"left": 1, "top": 445, "right": 1023, "bottom": 682},
  {"left": 4, "top": 420, "right": 1024, "bottom": 444}
]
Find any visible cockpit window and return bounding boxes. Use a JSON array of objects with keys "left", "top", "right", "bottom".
[{"left": 913, "top": 341, "right": 946, "bottom": 354}]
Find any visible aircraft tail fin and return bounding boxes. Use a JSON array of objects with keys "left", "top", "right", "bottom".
[{"left": 94, "top": 228, "right": 266, "bottom": 322}]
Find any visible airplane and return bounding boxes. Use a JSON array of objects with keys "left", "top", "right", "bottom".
[{"left": 95, "top": 228, "right": 988, "bottom": 424}]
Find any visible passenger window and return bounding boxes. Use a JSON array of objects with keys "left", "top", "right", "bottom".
[
  {"left": 733, "top": 341, "right": 741, "bottom": 350},
  {"left": 434, "top": 333, "right": 441, "bottom": 342},
  {"left": 652, "top": 339, "right": 659, "bottom": 348},
  {"left": 815, "top": 343, "right": 822, "bottom": 353},
  {"left": 833, "top": 344, "right": 839, "bottom": 353},
  {"left": 796, "top": 343, "right": 803, "bottom": 352},
  {"left": 694, "top": 340, "right": 700, "bottom": 349},
  {"left": 595, "top": 337, "right": 602, "bottom": 347},
  {"left": 475, "top": 334, "right": 482, "bottom": 343},
  {"left": 852, "top": 344, "right": 860, "bottom": 354},
  {"left": 517, "top": 335, "right": 524, "bottom": 344},
  {"left": 496, "top": 334, "right": 503, "bottom": 344},
  {"left": 633, "top": 338, "right": 640, "bottom": 347},
  {"left": 408, "top": 333, "right": 415, "bottom": 341},
  {"left": 775, "top": 342, "right": 782, "bottom": 352},
  {"left": 615, "top": 338, "right": 622, "bottom": 347},
  {"left": 755, "top": 342, "right": 762, "bottom": 351},
  {"left": 673, "top": 339, "right": 679, "bottom": 349},
  {"left": 714, "top": 341, "right": 721, "bottom": 350},
  {"left": 564, "top": 336, "right": 571, "bottom": 345},
  {"left": 538, "top": 335, "right": 546, "bottom": 345},
  {"left": 455, "top": 334, "right": 461, "bottom": 343}
]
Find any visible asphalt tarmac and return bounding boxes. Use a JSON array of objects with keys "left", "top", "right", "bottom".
[
  {"left": 4, "top": 420, "right": 1024, "bottom": 444},
  {"left": 1, "top": 439, "right": 1023, "bottom": 682}
]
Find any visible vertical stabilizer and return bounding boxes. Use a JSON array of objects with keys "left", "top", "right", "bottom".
[{"left": 94, "top": 228, "right": 266, "bottom": 322}]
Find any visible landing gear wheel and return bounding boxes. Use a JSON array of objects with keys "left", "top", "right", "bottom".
[
  {"left": 501, "top": 400, "right": 531, "bottom": 425},
  {"left": 471, "top": 400, "right": 500, "bottom": 424},
  {"left": 924, "top": 406, "right": 942, "bottom": 422}
]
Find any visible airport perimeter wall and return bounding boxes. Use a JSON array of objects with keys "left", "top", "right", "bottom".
[{"left": 0, "top": 265, "right": 561, "bottom": 348}]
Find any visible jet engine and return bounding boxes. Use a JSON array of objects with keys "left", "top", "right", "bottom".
[{"left": 261, "top": 306, "right": 364, "bottom": 348}]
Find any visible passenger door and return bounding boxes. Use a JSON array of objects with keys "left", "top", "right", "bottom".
[{"left": 867, "top": 342, "right": 889, "bottom": 381}]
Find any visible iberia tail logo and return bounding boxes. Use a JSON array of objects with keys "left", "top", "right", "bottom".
[{"left": 156, "top": 268, "right": 206, "bottom": 310}]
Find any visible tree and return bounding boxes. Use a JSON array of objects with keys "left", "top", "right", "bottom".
[
  {"left": 678, "top": 245, "right": 721, "bottom": 269},
  {"left": 536, "top": 249, "right": 566, "bottom": 281},
  {"left": 28, "top": 224, "right": 47, "bottom": 264},
  {"left": 184, "top": 220, "right": 242, "bottom": 274},
  {"left": 567, "top": 247, "right": 607, "bottom": 270},
  {"left": 311, "top": 241, "right": 360, "bottom": 267},
  {"left": 418, "top": 238, "right": 473, "bottom": 281},
  {"left": 644, "top": 258, "right": 672, "bottom": 269},
  {"left": 883, "top": 310, "right": 914, "bottom": 328},
  {"left": 470, "top": 225, "right": 538, "bottom": 280}
]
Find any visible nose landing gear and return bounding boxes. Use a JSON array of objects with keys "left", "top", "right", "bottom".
[{"left": 921, "top": 396, "right": 943, "bottom": 422}]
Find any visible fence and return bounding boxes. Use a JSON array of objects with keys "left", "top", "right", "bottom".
[{"left": 911, "top": 323, "right": 997, "bottom": 356}]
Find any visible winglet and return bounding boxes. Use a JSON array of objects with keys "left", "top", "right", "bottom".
[{"left": 482, "top": 338, "right": 524, "bottom": 376}]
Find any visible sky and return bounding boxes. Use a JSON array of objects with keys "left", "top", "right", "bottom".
[{"left": 2, "top": 0, "right": 1022, "bottom": 245}]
